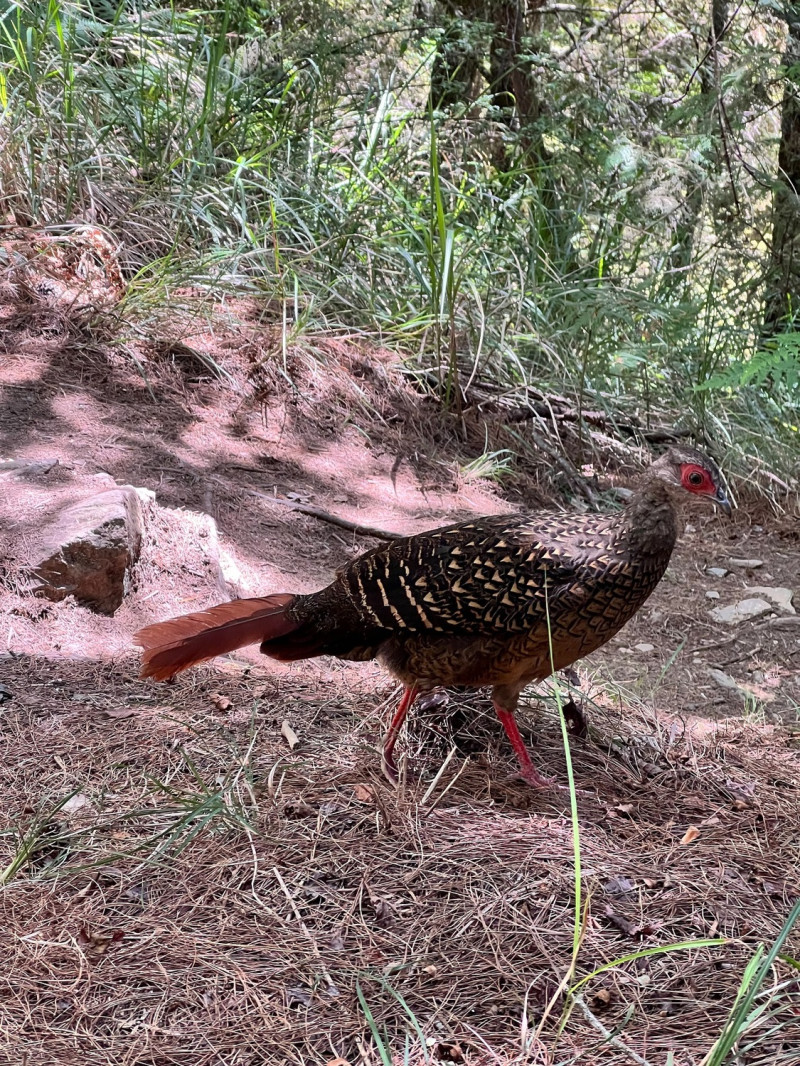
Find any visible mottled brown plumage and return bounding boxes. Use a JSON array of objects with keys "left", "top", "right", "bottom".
[{"left": 135, "top": 446, "right": 730, "bottom": 787}]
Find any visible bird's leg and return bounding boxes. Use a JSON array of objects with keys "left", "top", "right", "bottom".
[
  {"left": 492, "top": 699, "right": 553, "bottom": 789},
  {"left": 381, "top": 684, "right": 419, "bottom": 782}
]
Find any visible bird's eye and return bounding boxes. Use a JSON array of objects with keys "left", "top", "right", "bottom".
[{"left": 688, "top": 471, "right": 703, "bottom": 486}]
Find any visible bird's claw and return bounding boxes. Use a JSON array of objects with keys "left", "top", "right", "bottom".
[
  {"left": 381, "top": 754, "right": 398, "bottom": 785},
  {"left": 502, "top": 769, "right": 592, "bottom": 796}
]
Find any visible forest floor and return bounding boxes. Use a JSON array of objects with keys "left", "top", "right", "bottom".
[{"left": 1, "top": 285, "right": 800, "bottom": 1065}]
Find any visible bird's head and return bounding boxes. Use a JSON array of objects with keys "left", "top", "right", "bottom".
[{"left": 650, "top": 446, "right": 731, "bottom": 515}]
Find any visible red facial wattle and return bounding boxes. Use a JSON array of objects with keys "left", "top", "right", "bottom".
[{"left": 680, "top": 463, "right": 715, "bottom": 496}]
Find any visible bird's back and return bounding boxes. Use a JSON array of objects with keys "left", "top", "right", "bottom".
[{"left": 285, "top": 500, "right": 677, "bottom": 688}]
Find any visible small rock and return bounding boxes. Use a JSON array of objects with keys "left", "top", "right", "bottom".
[
  {"left": 634, "top": 643, "right": 655, "bottom": 653},
  {"left": 746, "top": 586, "right": 795, "bottom": 614},
  {"left": 727, "top": 558, "right": 764, "bottom": 569},
  {"left": 706, "top": 567, "right": 728, "bottom": 578},
  {"left": 707, "top": 668, "right": 738, "bottom": 691},
  {"left": 684, "top": 523, "right": 697, "bottom": 534},
  {"left": 709, "top": 598, "right": 773, "bottom": 625},
  {"left": 62, "top": 793, "right": 93, "bottom": 816},
  {"left": 705, "top": 591, "right": 720, "bottom": 600},
  {"left": 33, "top": 487, "right": 148, "bottom": 615},
  {"left": 0, "top": 457, "right": 60, "bottom": 476}
]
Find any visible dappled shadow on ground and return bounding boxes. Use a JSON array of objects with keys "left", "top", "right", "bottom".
[
  {"left": 0, "top": 297, "right": 513, "bottom": 581},
  {"left": 1, "top": 653, "right": 799, "bottom": 1064},
  {"left": 2, "top": 291, "right": 799, "bottom": 723}
]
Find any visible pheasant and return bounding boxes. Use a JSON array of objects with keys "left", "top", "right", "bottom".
[{"left": 135, "top": 446, "right": 730, "bottom": 787}]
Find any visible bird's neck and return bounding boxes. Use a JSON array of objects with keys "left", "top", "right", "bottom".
[{"left": 622, "top": 478, "right": 679, "bottom": 557}]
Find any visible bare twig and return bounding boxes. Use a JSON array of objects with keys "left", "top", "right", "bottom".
[
  {"left": 273, "top": 866, "right": 339, "bottom": 993},
  {"left": 246, "top": 489, "right": 405, "bottom": 540},
  {"left": 572, "top": 994, "right": 654, "bottom": 1066}
]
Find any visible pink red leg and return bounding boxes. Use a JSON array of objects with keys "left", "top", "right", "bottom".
[
  {"left": 493, "top": 701, "right": 553, "bottom": 789},
  {"left": 382, "top": 684, "right": 419, "bottom": 781}
]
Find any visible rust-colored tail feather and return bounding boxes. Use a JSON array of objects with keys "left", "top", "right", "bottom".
[{"left": 134, "top": 594, "right": 298, "bottom": 680}]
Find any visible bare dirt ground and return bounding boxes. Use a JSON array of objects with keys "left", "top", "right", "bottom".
[{"left": 1, "top": 288, "right": 800, "bottom": 1065}]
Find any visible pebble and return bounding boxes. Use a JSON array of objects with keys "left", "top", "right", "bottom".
[
  {"left": 634, "top": 643, "right": 655, "bottom": 653},
  {"left": 707, "top": 567, "right": 728, "bottom": 578},
  {"left": 728, "top": 558, "right": 764, "bottom": 569},
  {"left": 705, "top": 590, "right": 720, "bottom": 600},
  {"left": 707, "top": 668, "right": 739, "bottom": 691},
  {"left": 709, "top": 598, "right": 774, "bottom": 624},
  {"left": 746, "top": 586, "right": 795, "bottom": 614}
]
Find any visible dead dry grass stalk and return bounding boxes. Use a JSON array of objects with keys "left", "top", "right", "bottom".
[{"left": 0, "top": 655, "right": 799, "bottom": 1064}]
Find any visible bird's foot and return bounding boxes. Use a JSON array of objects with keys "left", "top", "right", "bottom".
[
  {"left": 502, "top": 767, "right": 592, "bottom": 796},
  {"left": 381, "top": 753, "right": 399, "bottom": 785},
  {"left": 521, "top": 765, "right": 557, "bottom": 789},
  {"left": 499, "top": 764, "right": 557, "bottom": 790}
]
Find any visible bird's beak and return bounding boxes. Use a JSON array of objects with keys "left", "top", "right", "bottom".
[{"left": 714, "top": 486, "right": 732, "bottom": 516}]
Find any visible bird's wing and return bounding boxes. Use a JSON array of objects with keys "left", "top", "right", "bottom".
[{"left": 335, "top": 512, "right": 620, "bottom": 637}]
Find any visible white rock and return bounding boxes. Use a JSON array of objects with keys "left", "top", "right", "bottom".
[
  {"left": 728, "top": 558, "right": 764, "bottom": 569},
  {"left": 218, "top": 548, "right": 246, "bottom": 598},
  {"left": 707, "top": 567, "right": 728, "bottom": 578},
  {"left": 746, "top": 586, "right": 795, "bottom": 614},
  {"left": 707, "top": 668, "right": 738, "bottom": 691},
  {"left": 709, "top": 598, "right": 774, "bottom": 625},
  {"left": 33, "top": 487, "right": 148, "bottom": 615},
  {"left": 62, "top": 793, "right": 93, "bottom": 815},
  {"left": 705, "top": 591, "right": 720, "bottom": 600},
  {"left": 634, "top": 643, "right": 655, "bottom": 653}
]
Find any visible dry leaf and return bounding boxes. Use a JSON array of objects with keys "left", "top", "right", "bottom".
[
  {"left": 326, "top": 1058, "right": 351, "bottom": 1066},
  {"left": 210, "top": 693, "right": 232, "bottom": 712},
  {"left": 352, "top": 783, "right": 374, "bottom": 803},
  {"left": 592, "top": 988, "right": 613, "bottom": 1008},
  {"left": 603, "top": 876, "right": 635, "bottom": 896},
  {"left": 53, "top": 755, "right": 67, "bottom": 772},
  {"left": 99, "top": 707, "right": 136, "bottom": 719},
  {"left": 78, "top": 927, "right": 124, "bottom": 954},
  {"left": 281, "top": 720, "right": 300, "bottom": 749},
  {"left": 680, "top": 825, "right": 700, "bottom": 845}
]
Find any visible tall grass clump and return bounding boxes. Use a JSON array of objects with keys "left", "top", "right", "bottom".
[{"left": 0, "top": 0, "right": 797, "bottom": 486}]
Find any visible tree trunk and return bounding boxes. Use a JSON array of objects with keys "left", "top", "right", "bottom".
[
  {"left": 662, "top": 0, "right": 728, "bottom": 289},
  {"left": 426, "top": 1, "right": 547, "bottom": 164},
  {"left": 764, "top": 18, "right": 800, "bottom": 333},
  {"left": 429, "top": 3, "right": 484, "bottom": 111},
  {"left": 488, "top": 0, "right": 547, "bottom": 166}
]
